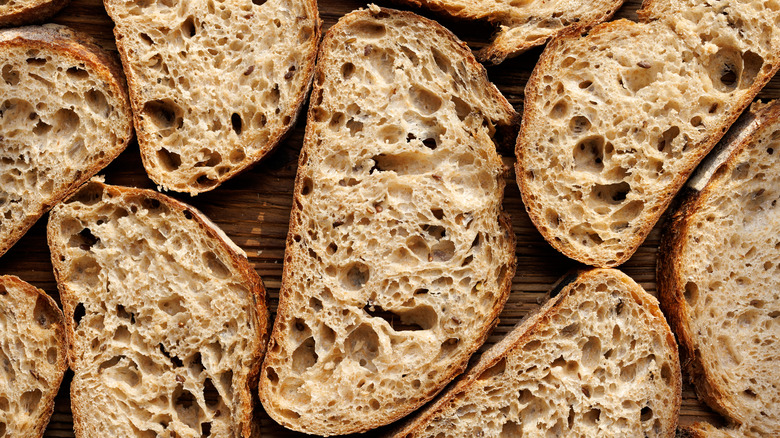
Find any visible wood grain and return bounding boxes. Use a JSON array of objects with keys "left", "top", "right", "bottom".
[{"left": 0, "top": 0, "right": 774, "bottom": 435}]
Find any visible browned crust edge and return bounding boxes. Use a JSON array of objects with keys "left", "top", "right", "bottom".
[
  {"left": 104, "top": 0, "right": 322, "bottom": 195},
  {"left": 0, "top": 0, "right": 70, "bottom": 27},
  {"left": 0, "top": 24, "right": 133, "bottom": 258},
  {"left": 390, "top": 268, "right": 682, "bottom": 438},
  {"left": 46, "top": 181, "right": 268, "bottom": 438},
  {"left": 0, "top": 275, "right": 67, "bottom": 438},
  {"left": 656, "top": 100, "right": 780, "bottom": 428},
  {"left": 257, "top": 6, "right": 518, "bottom": 435},
  {"left": 516, "top": 17, "right": 780, "bottom": 268}
]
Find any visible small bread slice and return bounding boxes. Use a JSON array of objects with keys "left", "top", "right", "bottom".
[
  {"left": 657, "top": 100, "right": 780, "bottom": 435},
  {"left": 47, "top": 181, "right": 269, "bottom": 438},
  {"left": 397, "top": 0, "right": 625, "bottom": 64},
  {"left": 517, "top": 2, "right": 780, "bottom": 267},
  {"left": 392, "top": 269, "right": 681, "bottom": 438},
  {"left": 0, "top": 275, "right": 66, "bottom": 438},
  {"left": 677, "top": 423, "right": 747, "bottom": 438},
  {"left": 0, "top": 25, "right": 132, "bottom": 258},
  {"left": 0, "top": 0, "right": 69, "bottom": 27},
  {"left": 104, "top": 0, "right": 320, "bottom": 194},
  {"left": 259, "top": 6, "right": 518, "bottom": 435}
]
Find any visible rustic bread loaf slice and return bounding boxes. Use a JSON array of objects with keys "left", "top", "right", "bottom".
[
  {"left": 517, "top": 1, "right": 780, "bottom": 267},
  {"left": 104, "top": 0, "right": 320, "bottom": 194},
  {"left": 392, "top": 269, "right": 681, "bottom": 438},
  {"left": 47, "top": 181, "right": 269, "bottom": 438},
  {"left": 677, "top": 423, "right": 747, "bottom": 438},
  {"left": 396, "top": 0, "right": 625, "bottom": 64},
  {"left": 0, "top": 0, "right": 69, "bottom": 27},
  {"left": 0, "top": 25, "right": 132, "bottom": 258},
  {"left": 657, "top": 100, "right": 780, "bottom": 436},
  {"left": 0, "top": 275, "right": 66, "bottom": 438},
  {"left": 259, "top": 6, "right": 518, "bottom": 435}
]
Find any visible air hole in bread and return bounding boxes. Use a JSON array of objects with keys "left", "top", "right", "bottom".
[
  {"left": 46, "top": 347, "right": 58, "bottom": 365},
  {"left": 53, "top": 108, "right": 80, "bottom": 138},
  {"left": 20, "top": 389, "right": 42, "bottom": 414},
  {"left": 640, "top": 406, "right": 653, "bottom": 422},
  {"left": 173, "top": 384, "right": 202, "bottom": 430},
  {"left": 550, "top": 100, "right": 568, "bottom": 119},
  {"left": 346, "top": 118, "right": 363, "bottom": 136},
  {"left": 431, "top": 240, "right": 455, "bottom": 262},
  {"left": 195, "top": 174, "right": 218, "bottom": 189},
  {"left": 341, "top": 62, "right": 355, "bottom": 80},
  {"left": 438, "top": 337, "right": 459, "bottom": 360},
  {"left": 159, "top": 296, "right": 186, "bottom": 316},
  {"left": 292, "top": 337, "right": 318, "bottom": 372},
  {"left": 569, "top": 116, "right": 591, "bottom": 135},
  {"left": 230, "top": 113, "right": 243, "bottom": 136},
  {"left": 683, "top": 281, "right": 698, "bottom": 306},
  {"left": 431, "top": 47, "right": 450, "bottom": 73},
  {"left": 1, "top": 65, "right": 19, "bottom": 85},
  {"left": 201, "top": 422, "right": 211, "bottom": 437},
  {"left": 182, "top": 16, "right": 197, "bottom": 38},
  {"left": 451, "top": 96, "right": 472, "bottom": 121},
  {"left": 157, "top": 148, "right": 182, "bottom": 171},
  {"left": 342, "top": 262, "right": 370, "bottom": 291},
  {"left": 352, "top": 21, "right": 386, "bottom": 39},
  {"left": 160, "top": 343, "right": 184, "bottom": 367},
  {"left": 0, "top": 396, "right": 8, "bottom": 411},
  {"left": 65, "top": 66, "right": 88, "bottom": 80},
  {"left": 581, "top": 336, "right": 601, "bottom": 368},
  {"left": 346, "top": 324, "right": 379, "bottom": 371},
  {"left": 33, "top": 295, "right": 51, "bottom": 328},
  {"left": 143, "top": 99, "right": 183, "bottom": 132},
  {"left": 410, "top": 85, "right": 442, "bottom": 115},
  {"left": 573, "top": 135, "right": 605, "bottom": 173},
  {"left": 85, "top": 89, "right": 110, "bottom": 118},
  {"left": 73, "top": 303, "right": 85, "bottom": 326},
  {"left": 591, "top": 182, "right": 630, "bottom": 206},
  {"left": 113, "top": 325, "right": 131, "bottom": 343},
  {"left": 477, "top": 358, "right": 507, "bottom": 381},
  {"left": 203, "top": 377, "right": 220, "bottom": 407}
]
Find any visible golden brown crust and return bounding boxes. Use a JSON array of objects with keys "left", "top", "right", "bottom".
[
  {"left": 0, "top": 0, "right": 70, "bottom": 27},
  {"left": 0, "top": 24, "right": 132, "bottom": 258}
]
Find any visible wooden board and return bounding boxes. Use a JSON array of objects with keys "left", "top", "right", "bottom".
[{"left": 1, "top": 0, "right": 775, "bottom": 436}]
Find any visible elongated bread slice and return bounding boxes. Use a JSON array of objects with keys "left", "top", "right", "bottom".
[
  {"left": 657, "top": 100, "right": 780, "bottom": 435},
  {"left": 47, "top": 181, "right": 268, "bottom": 438},
  {"left": 392, "top": 269, "right": 681, "bottom": 438},
  {"left": 397, "top": 0, "right": 625, "bottom": 64},
  {"left": 677, "top": 423, "right": 749, "bottom": 438},
  {"left": 0, "top": 25, "right": 132, "bottom": 258},
  {"left": 104, "top": 0, "right": 320, "bottom": 194},
  {"left": 0, "top": 275, "right": 66, "bottom": 438},
  {"left": 517, "top": 2, "right": 780, "bottom": 267},
  {"left": 259, "top": 6, "right": 518, "bottom": 435},
  {"left": 0, "top": 0, "right": 69, "bottom": 27}
]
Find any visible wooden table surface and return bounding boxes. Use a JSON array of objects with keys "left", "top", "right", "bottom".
[{"left": 3, "top": 0, "right": 776, "bottom": 436}]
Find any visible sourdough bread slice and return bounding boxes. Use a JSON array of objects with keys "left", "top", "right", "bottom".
[
  {"left": 47, "top": 181, "right": 268, "bottom": 438},
  {"left": 396, "top": 0, "right": 625, "bottom": 64},
  {"left": 392, "top": 269, "right": 681, "bottom": 438},
  {"left": 0, "top": 24, "right": 132, "bottom": 258},
  {"left": 517, "top": 2, "right": 780, "bottom": 267},
  {"left": 104, "top": 0, "right": 320, "bottom": 194},
  {"left": 657, "top": 100, "right": 780, "bottom": 435},
  {"left": 259, "top": 6, "right": 518, "bottom": 435},
  {"left": 0, "top": 275, "right": 66, "bottom": 438},
  {"left": 0, "top": 0, "right": 69, "bottom": 27},
  {"left": 676, "top": 423, "right": 747, "bottom": 438}
]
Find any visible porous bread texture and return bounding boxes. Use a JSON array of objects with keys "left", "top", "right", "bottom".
[
  {"left": 47, "top": 181, "right": 268, "bottom": 438},
  {"left": 677, "top": 423, "right": 751, "bottom": 438},
  {"left": 0, "top": 24, "right": 132, "bottom": 258},
  {"left": 517, "top": 1, "right": 780, "bottom": 267},
  {"left": 104, "top": 0, "right": 320, "bottom": 195},
  {"left": 392, "top": 269, "right": 681, "bottom": 438},
  {"left": 0, "top": 0, "right": 69, "bottom": 27},
  {"left": 397, "top": 0, "right": 624, "bottom": 64},
  {"left": 259, "top": 7, "right": 518, "bottom": 436},
  {"left": 0, "top": 275, "right": 66, "bottom": 438},
  {"left": 657, "top": 100, "right": 780, "bottom": 436}
]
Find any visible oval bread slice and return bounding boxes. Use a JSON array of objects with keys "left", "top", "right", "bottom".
[
  {"left": 517, "top": 1, "right": 780, "bottom": 267},
  {"left": 259, "top": 6, "right": 518, "bottom": 435},
  {"left": 658, "top": 100, "right": 780, "bottom": 435},
  {"left": 0, "top": 0, "right": 69, "bottom": 27},
  {"left": 0, "top": 24, "right": 133, "bottom": 258},
  {"left": 104, "top": 0, "right": 321, "bottom": 194},
  {"left": 47, "top": 181, "right": 268, "bottom": 438},
  {"left": 0, "top": 275, "right": 66, "bottom": 438},
  {"left": 392, "top": 269, "right": 681, "bottom": 438}
]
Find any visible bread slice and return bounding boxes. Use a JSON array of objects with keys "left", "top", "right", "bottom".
[
  {"left": 677, "top": 423, "right": 747, "bottom": 438},
  {"left": 0, "top": 0, "right": 69, "bottom": 27},
  {"left": 0, "top": 25, "right": 132, "bottom": 258},
  {"left": 392, "top": 268, "right": 681, "bottom": 438},
  {"left": 104, "top": 0, "right": 320, "bottom": 195},
  {"left": 258, "top": 6, "right": 518, "bottom": 435},
  {"left": 657, "top": 100, "right": 780, "bottom": 435},
  {"left": 0, "top": 275, "right": 66, "bottom": 438},
  {"left": 517, "top": 1, "right": 780, "bottom": 267},
  {"left": 396, "top": 0, "right": 625, "bottom": 64},
  {"left": 47, "top": 181, "right": 269, "bottom": 438}
]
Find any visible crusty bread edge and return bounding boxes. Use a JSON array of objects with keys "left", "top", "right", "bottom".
[
  {"left": 0, "top": 275, "right": 67, "bottom": 438},
  {"left": 46, "top": 180, "right": 269, "bottom": 438},
  {"left": 516, "top": 18, "right": 780, "bottom": 268},
  {"left": 105, "top": 0, "right": 322, "bottom": 195},
  {"left": 258, "top": 6, "right": 518, "bottom": 435},
  {"left": 389, "top": 268, "right": 681, "bottom": 438},
  {"left": 0, "top": 0, "right": 70, "bottom": 27},
  {"left": 656, "top": 100, "right": 780, "bottom": 428},
  {"left": 0, "top": 24, "right": 133, "bottom": 258}
]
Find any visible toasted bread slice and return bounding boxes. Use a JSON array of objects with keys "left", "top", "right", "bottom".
[
  {"left": 47, "top": 181, "right": 268, "bottom": 438},
  {"left": 392, "top": 269, "right": 681, "bottom": 438},
  {"left": 517, "top": 2, "right": 780, "bottom": 267},
  {"left": 396, "top": 0, "right": 625, "bottom": 64},
  {"left": 676, "top": 423, "right": 748, "bottom": 438},
  {"left": 657, "top": 100, "right": 780, "bottom": 435},
  {"left": 259, "top": 6, "right": 518, "bottom": 435},
  {"left": 0, "top": 24, "right": 132, "bottom": 258},
  {"left": 0, "top": 275, "right": 66, "bottom": 438},
  {"left": 0, "top": 0, "right": 69, "bottom": 27},
  {"left": 104, "top": 0, "right": 320, "bottom": 194}
]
